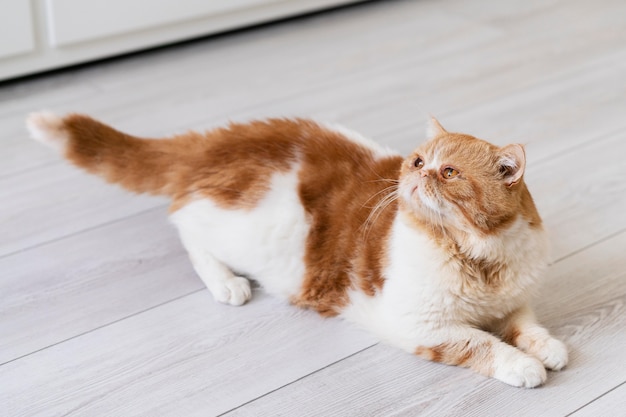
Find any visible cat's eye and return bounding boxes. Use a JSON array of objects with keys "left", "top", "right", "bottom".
[
  {"left": 414, "top": 157, "right": 424, "bottom": 169},
  {"left": 442, "top": 167, "right": 459, "bottom": 179}
]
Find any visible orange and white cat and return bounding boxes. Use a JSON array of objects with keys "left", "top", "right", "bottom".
[{"left": 26, "top": 112, "right": 567, "bottom": 388}]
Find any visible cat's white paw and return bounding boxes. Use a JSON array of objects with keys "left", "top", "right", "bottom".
[
  {"left": 494, "top": 354, "right": 547, "bottom": 388},
  {"left": 529, "top": 337, "right": 568, "bottom": 371},
  {"left": 212, "top": 276, "right": 252, "bottom": 306}
]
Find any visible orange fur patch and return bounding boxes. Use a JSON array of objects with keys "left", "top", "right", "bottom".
[
  {"left": 293, "top": 132, "right": 402, "bottom": 315},
  {"left": 502, "top": 326, "right": 522, "bottom": 346},
  {"left": 415, "top": 340, "right": 495, "bottom": 376}
]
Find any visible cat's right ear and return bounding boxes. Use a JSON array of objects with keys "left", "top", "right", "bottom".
[
  {"left": 499, "top": 144, "right": 526, "bottom": 187},
  {"left": 426, "top": 117, "right": 447, "bottom": 139}
]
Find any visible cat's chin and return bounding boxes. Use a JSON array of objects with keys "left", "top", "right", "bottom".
[
  {"left": 401, "top": 182, "right": 445, "bottom": 218},
  {"left": 399, "top": 200, "right": 449, "bottom": 228}
]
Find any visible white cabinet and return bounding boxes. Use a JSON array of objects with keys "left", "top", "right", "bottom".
[
  {"left": 45, "top": 0, "right": 278, "bottom": 47},
  {"left": 0, "top": 0, "right": 35, "bottom": 59},
  {"left": 0, "top": 0, "right": 362, "bottom": 81}
]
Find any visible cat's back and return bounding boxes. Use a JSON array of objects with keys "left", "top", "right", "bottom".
[{"left": 173, "top": 118, "right": 397, "bottom": 208}]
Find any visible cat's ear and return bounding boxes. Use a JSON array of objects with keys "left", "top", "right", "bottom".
[
  {"left": 427, "top": 116, "right": 447, "bottom": 139},
  {"left": 498, "top": 144, "right": 526, "bottom": 187}
]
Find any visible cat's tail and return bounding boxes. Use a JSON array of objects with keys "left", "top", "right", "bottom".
[{"left": 26, "top": 111, "right": 188, "bottom": 196}]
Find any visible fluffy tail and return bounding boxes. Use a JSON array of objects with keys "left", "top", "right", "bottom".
[{"left": 27, "top": 112, "right": 188, "bottom": 196}]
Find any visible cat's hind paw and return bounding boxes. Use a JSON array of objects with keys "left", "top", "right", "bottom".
[
  {"left": 212, "top": 276, "right": 252, "bottom": 306},
  {"left": 493, "top": 354, "right": 547, "bottom": 388}
]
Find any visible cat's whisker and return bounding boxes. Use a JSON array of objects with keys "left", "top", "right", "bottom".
[
  {"left": 361, "top": 184, "right": 399, "bottom": 209},
  {"left": 363, "top": 199, "right": 396, "bottom": 241},
  {"left": 364, "top": 192, "right": 396, "bottom": 228},
  {"left": 363, "top": 197, "right": 392, "bottom": 232},
  {"left": 363, "top": 162, "right": 399, "bottom": 184},
  {"left": 361, "top": 188, "right": 398, "bottom": 240},
  {"left": 422, "top": 205, "right": 445, "bottom": 239},
  {"left": 427, "top": 210, "right": 434, "bottom": 229},
  {"left": 436, "top": 210, "right": 447, "bottom": 238},
  {"left": 433, "top": 210, "right": 445, "bottom": 238},
  {"left": 364, "top": 178, "right": 399, "bottom": 184}
]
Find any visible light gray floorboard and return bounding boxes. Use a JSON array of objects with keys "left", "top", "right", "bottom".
[
  {"left": 0, "top": 208, "right": 191, "bottom": 364},
  {"left": 0, "top": 292, "right": 376, "bottom": 417},
  {"left": 0, "top": 165, "right": 166, "bottom": 256},
  {"left": 525, "top": 131, "right": 626, "bottom": 261},
  {"left": 1, "top": 0, "right": 625, "bottom": 416}
]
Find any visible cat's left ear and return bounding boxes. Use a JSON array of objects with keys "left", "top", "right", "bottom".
[
  {"left": 498, "top": 144, "right": 526, "bottom": 187},
  {"left": 427, "top": 116, "right": 447, "bottom": 139}
]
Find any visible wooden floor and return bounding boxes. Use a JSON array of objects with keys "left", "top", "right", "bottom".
[{"left": 1, "top": 0, "right": 625, "bottom": 415}]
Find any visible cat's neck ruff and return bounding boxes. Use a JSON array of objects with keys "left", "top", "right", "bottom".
[{"left": 459, "top": 215, "right": 549, "bottom": 265}]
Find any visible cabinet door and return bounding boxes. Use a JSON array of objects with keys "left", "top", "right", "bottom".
[
  {"left": 45, "top": 0, "right": 277, "bottom": 47},
  {"left": 0, "top": 0, "right": 35, "bottom": 59}
]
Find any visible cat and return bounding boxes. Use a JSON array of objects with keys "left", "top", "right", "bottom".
[{"left": 26, "top": 111, "right": 568, "bottom": 388}]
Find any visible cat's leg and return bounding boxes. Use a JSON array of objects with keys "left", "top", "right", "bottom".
[
  {"left": 188, "top": 251, "right": 252, "bottom": 306},
  {"left": 413, "top": 326, "right": 547, "bottom": 388},
  {"left": 175, "top": 224, "right": 252, "bottom": 306},
  {"left": 498, "top": 305, "right": 568, "bottom": 371}
]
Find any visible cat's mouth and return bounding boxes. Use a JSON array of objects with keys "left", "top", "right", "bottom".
[{"left": 409, "top": 183, "right": 443, "bottom": 216}]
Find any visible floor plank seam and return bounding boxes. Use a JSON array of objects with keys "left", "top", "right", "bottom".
[
  {"left": 532, "top": 126, "right": 626, "bottom": 167},
  {"left": 564, "top": 380, "right": 626, "bottom": 416},
  {"left": 442, "top": 57, "right": 626, "bottom": 119},
  {"left": 0, "top": 288, "right": 203, "bottom": 367},
  {"left": 0, "top": 160, "right": 61, "bottom": 180},
  {"left": 551, "top": 227, "right": 626, "bottom": 265},
  {"left": 0, "top": 203, "right": 169, "bottom": 260},
  {"left": 217, "top": 343, "right": 379, "bottom": 416}
]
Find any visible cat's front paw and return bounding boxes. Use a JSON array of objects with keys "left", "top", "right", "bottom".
[
  {"left": 528, "top": 337, "right": 568, "bottom": 371},
  {"left": 493, "top": 353, "right": 547, "bottom": 388},
  {"left": 213, "top": 276, "right": 252, "bottom": 306}
]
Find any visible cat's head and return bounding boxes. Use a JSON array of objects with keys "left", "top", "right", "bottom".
[{"left": 398, "top": 118, "right": 540, "bottom": 234}]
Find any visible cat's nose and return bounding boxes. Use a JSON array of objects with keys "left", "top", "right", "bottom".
[{"left": 420, "top": 170, "right": 429, "bottom": 177}]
